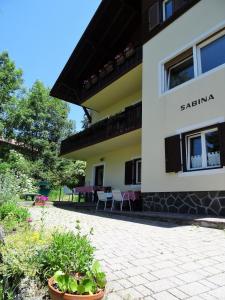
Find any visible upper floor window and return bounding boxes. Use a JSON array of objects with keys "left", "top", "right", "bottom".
[
  {"left": 198, "top": 30, "right": 225, "bottom": 74},
  {"left": 163, "top": 0, "right": 173, "bottom": 21},
  {"left": 165, "top": 49, "right": 194, "bottom": 90},
  {"left": 163, "top": 28, "right": 225, "bottom": 92}
]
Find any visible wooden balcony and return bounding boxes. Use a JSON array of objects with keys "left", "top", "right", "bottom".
[
  {"left": 60, "top": 102, "right": 142, "bottom": 156},
  {"left": 79, "top": 46, "right": 142, "bottom": 103}
]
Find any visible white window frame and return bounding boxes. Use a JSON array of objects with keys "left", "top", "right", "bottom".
[
  {"left": 135, "top": 159, "right": 142, "bottom": 184},
  {"left": 166, "top": 55, "right": 194, "bottom": 91},
  {"left": 197, "top": 28, "right": 225, "bottom": 75},
  {"left": 162, "top": 26, "right": 225, "bottom": 94},
  {"left": 163, "top": 0, "right": 173, "bottom": 21},
  {"left": 186, "top": 128, "right": 220, "bottom": 171}
]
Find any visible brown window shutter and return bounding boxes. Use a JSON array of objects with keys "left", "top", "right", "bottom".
[
  {"left": 174, "top": 0, "right": 188, "bottom": 12},
  {"left": 218, "top": 122, "right": 225, "bottom": 166},
  {"left": 165, "top": 134, "right": 182, "bottom": 173},
  {"left": 125, "top": 160, "right": 133, "bottom": 185},
  {"left": 148, "top": 1, "right": 160, "bottom": 31}
]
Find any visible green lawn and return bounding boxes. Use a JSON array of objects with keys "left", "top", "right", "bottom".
[{"left": 48, "top": 188, "right": 84, "bottom": 202}]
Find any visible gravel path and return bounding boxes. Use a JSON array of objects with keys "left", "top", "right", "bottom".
[{"left": 30, "top": 206, "right": 225, "bottom": 300}]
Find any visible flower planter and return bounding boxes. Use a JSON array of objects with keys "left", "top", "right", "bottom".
[
  {"left": 124, "top": 44, "right": 135, "bottom": 59},
  {"left": 98, "top": 69, "right": 106, "bottom": 79},
  {"left": 34, "top": 200, "right": 47, "bottom": 206},
  {"left": 83, "top": 80, "right": 91, "bottom": 90},
  {"left": 35, "top": 195, "right": 48, "bottom": 206},
  {"left": 104, "top": 61, "right": 113, "bottom": 74},
  {"left": 90, "top": 75, "right": 98, "bottom": 85},
  {"left": 48, "top": 278, "right": 105, "bottom": 300},
  {"left": 115, "top": 53, "right": 125, "bottom": 66}
]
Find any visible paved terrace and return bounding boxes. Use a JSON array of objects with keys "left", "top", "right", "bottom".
[{"left": 30, "top": 207, "right": 225, "bottom": 300}]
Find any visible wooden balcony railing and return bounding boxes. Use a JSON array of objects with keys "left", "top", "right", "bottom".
[
  {"left": 60, "top": 102, "right": 142, "bottom": 156},
  {"left": 78, "top": 47, "right": 142, "bottom": 102}
]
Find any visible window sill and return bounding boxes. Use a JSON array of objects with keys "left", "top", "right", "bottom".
[{"left": 178, "top": 167, "right": 225, "bottom": 177}]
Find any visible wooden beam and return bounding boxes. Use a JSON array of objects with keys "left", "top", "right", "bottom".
[{"left": 83, "top": 107, "right": 92, "bottom": 123}]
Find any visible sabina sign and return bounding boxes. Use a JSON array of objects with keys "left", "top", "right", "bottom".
[{"left": 180, "top": 94, "right": 214, "bottom": 111}]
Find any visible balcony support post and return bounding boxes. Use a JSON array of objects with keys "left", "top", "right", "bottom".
[{"left": 83, "top": 107, "right": 92, "bottom": 123}]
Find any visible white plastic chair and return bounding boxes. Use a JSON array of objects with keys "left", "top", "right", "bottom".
[
  {"left": 96, "top": 191, "right": 111, "bottom": 211},
  {"left": 111, "top": 190, "right": 131, "bottom": 211},
  {"left": 63, "top": 186, "right": 73, "bottom": 201}
]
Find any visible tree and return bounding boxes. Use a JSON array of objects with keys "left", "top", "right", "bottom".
[
  {"left": 11, "top": 80, "right": 86, "bottom": 188},
  {"left": 13, "top": 80, "right": 74, "bottom": 160},
  {"left": 0, "top": 53, "right": 85, "bottom": 190},
  {"left": 0, "top": 52, "right": 23, "bottom": 137}
]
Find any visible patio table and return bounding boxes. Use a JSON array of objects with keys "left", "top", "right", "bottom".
[
  {"left": 74, "top": 186, "right": 112, "bottom": 202},
  {"left": 122, "top": 191, "right": 140, "bottom": 201}
]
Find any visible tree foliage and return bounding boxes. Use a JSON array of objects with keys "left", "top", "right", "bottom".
[
  {"left": 0, "top": 52, "right": 23, "bottom": 137},
  {"left": 0, "top": 52, "right": 86, "bottom": 190}
]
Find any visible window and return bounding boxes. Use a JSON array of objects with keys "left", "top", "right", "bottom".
[
  {"left": 198, "top": 31, "right": 225, "bottom": 74},
  {"left": 136, "top": 159, "right": 141, "bottom": 184},
  {"left": 167, "top": 56, "right": 194, "bottom": 89},
  {"left": 163, "top": 0, "right": 173, "bottom": 21},
  {"left": 165, "top": 123, "right": 225, "bottom": 173},
  {"left": 163, "top": 28, "right": 225, "bottom": 92},
  {"left": 125, "top": 158, "right": 141, "bottom": 185},
  {"left": 186, "top": 128, "right": 220, "bottom": 170}
]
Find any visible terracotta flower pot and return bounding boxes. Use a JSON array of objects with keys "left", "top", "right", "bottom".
[
  {"left": 48, "top": 278, "right": 105, "bottom": 300},
  {"left": 104, "top": 61, "right": 113, "bottom": 74},
  {"left": 90, "top": 75, "right": 98, "bottom": 85},
  {"left": 99, "top": 69, "right": 106, "bottom": 79},
  {"left": 83, "top": 80, "right": 91, "bottom": 90},
  {"left": 115, "top": 53, "right": 125, "bottom": 66}
]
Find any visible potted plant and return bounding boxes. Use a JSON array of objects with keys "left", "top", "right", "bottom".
[
  {"left": 35, "top": 195, "right": 48, "bottom": 206},
  {"left": 98, "top": 68, "right": 106, "bottom": 79},
  {"left": 124, "top": 43, "right": 135, "bottom": 58},
  {"left": 90, "top": 74, "right": 98, "bottom": 85},
  {"left": 41, "top": 222, "right": 106, "bottom": 300},
  {"left": 115, "top": 53, "right": 125, "bottom": 66},
  {"left": 83, "top": 80, "right": 91, "bottom": 90},
  {"left": 48, "top": 261, "right": 106, "bottom": 300},
  {"left": 103, "top": 61, "right": 113, "bottom": 74}
]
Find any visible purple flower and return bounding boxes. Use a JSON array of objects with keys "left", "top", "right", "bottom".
[{"left": 27, "top": 217, "right": 32, "bottom": 223}]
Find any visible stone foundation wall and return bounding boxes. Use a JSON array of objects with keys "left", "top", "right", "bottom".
[{"left": 142, "top": 191, "right": 225, "bottom": 216}]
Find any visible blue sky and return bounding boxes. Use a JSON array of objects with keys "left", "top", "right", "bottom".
[{"left": 0, "top": 0, "right": 101, "bottom": 131}]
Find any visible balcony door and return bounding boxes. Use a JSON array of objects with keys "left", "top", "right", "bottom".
[{"left": 94, "top": 164, "right": 104, "bottom": 187}]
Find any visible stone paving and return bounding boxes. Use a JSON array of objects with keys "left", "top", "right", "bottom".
[{"left": 30, "top": 207, "right": 225, "bottom": 300}]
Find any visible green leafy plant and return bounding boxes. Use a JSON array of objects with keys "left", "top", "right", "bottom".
[
  {"left": 0, "top": 201, "right": 30, "bottom": 222},
  {"left": 53, "top": 261, "right": 106, "bottom": 295},
  {"left": 36, "top": 221, "right": 95, "bottom": 280},
  {"left": 0, "top": 201, "right": 30, "bottom": 233}
]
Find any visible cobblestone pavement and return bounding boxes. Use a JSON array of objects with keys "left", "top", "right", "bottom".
[{"left": 30, "top": 207, "right": 225, "bottom": 300}]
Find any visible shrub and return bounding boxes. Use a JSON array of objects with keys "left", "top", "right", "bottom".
[
  {"left": 0, "top": 170, "right": 36, "bottom": 203},
  {"left": 0, "top": 229, "right": 50, "bottom": 294},
  {"left": 0, "top": 201, "right": 29, "bottom": 222},
  {"left": 36, "top": 223, "right": 95, "bottom": 281},
  {"left": 0, "top": 201, "right": 30, "bottom": 233}
]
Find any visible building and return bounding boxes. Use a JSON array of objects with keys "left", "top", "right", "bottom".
[{"left": 51, "top": 0, "right": 225, "bottom": 216}]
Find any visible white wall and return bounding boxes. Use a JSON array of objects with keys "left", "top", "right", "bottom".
[{"left": 142, "top": 0, "right": 225, "bottom": 192}]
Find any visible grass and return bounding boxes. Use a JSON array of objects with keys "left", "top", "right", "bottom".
[{"left": 48, "top": 188, "right": 84, "bottom": 202}]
